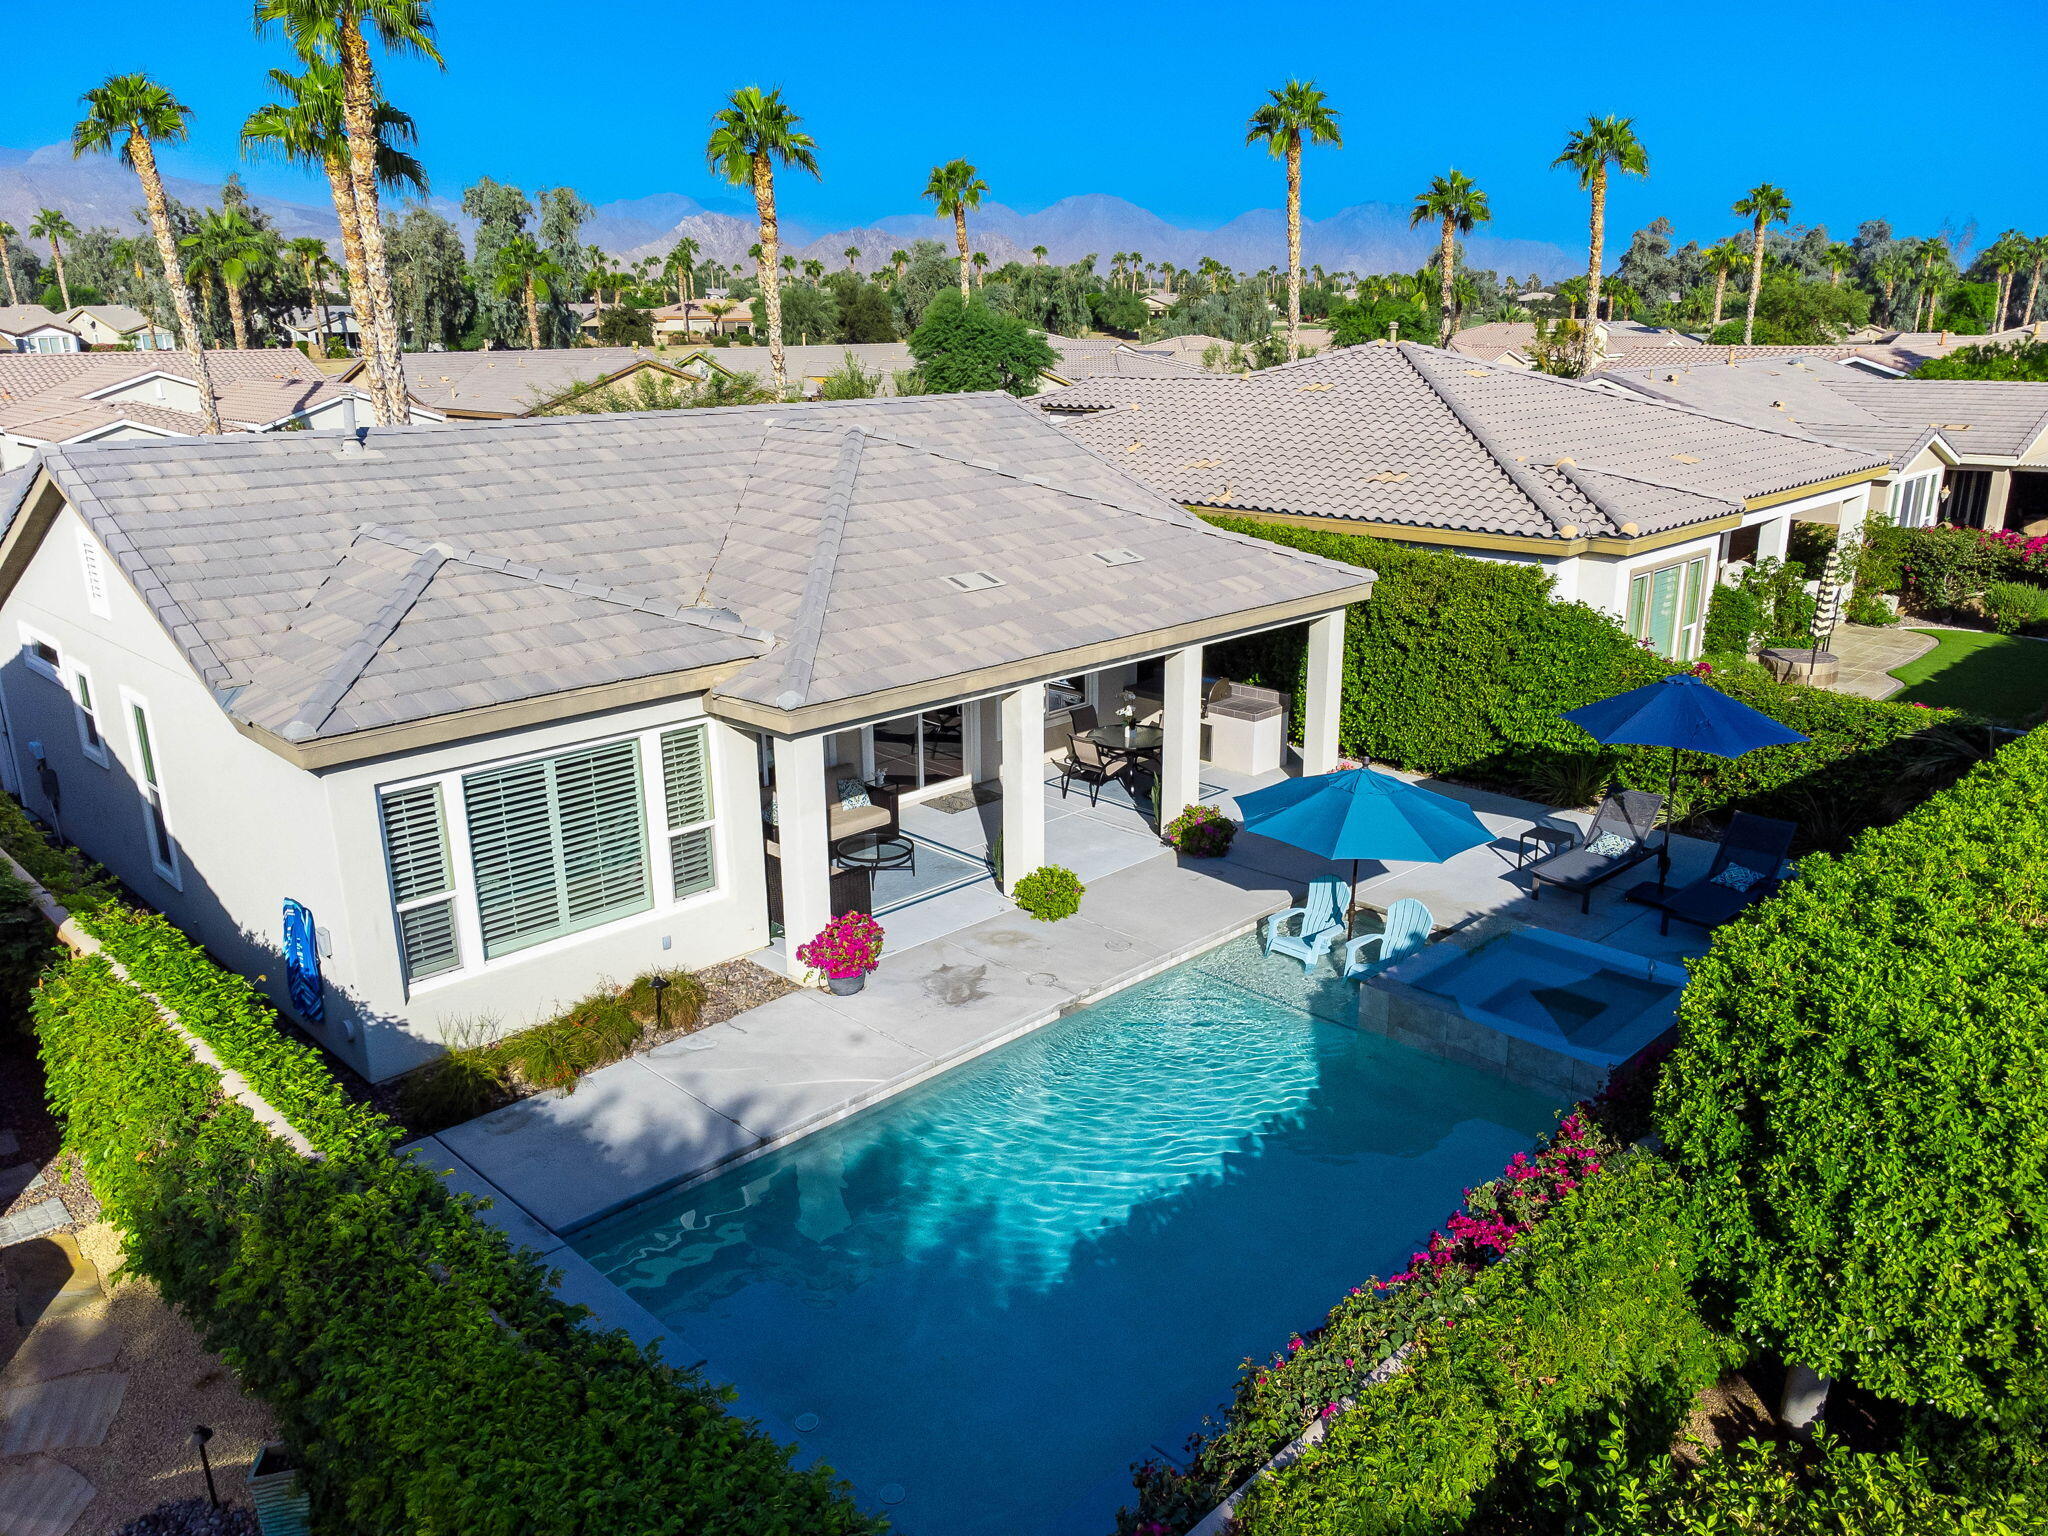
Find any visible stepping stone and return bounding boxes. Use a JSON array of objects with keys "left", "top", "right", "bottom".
[
  {"left": 0, "top": 1371, "right": 129, "bottom": 1453},
  {"left": 4, "top": 1234, "right": 101, "bottom": 1328},
  {"left": 0, "top": 1199, "right": 69, "bottom": 1249},
  {"left": 0, "top": 1454, "right": 96, "bottom": 1536},
  {"left": 0, "top": 1162, "right": 38, "bottom": 1206},
  {"left": 5, "top": 1313, "right": 123, "bottom": 1384}
]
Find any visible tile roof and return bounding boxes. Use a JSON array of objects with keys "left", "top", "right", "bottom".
[
  {"left": 1038, "top": 337, "right": 1209, "bottom": 381},
  {"left": 377, "top": 348, "right": 682, "bottom": 416},
  {"left": 0, "top": 349, "right": 366, "bottom": 445},
  {"left": 34, "top": 392, "right": 1371, "bottom": 744},
  {"left": 1036, "top": 341, "right": 1886, "bottom": 542},
  {"left": 0, "top": 305, "right": 77, "bottom": 337},
  {"left": 62, "top": 304, "right": 155, "bottom": 333}
]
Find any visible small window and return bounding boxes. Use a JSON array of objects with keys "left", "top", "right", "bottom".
[
  {"left": 20, "top": 627, "right": 61, "bottom": 683},
  {"left": 69, "top": 664, "right": 108, "bottom": 767},
  {"left": 78, "top": 529, "right": 111, "bottom": 619},
  {"left": 124, "top": 690, "right": 180, "bottom": 887},
  {"left": 661, "top": 725, "right": 718, "bottom": 900},
  {"left": 380, "top": 784, "right": 462, "bottom": 982}
]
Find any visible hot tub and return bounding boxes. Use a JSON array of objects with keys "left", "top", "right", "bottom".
[{"left": 1357, "top": 925, "right": 1685, "bottom": 1097}]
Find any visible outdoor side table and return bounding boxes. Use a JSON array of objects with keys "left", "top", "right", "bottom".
[
  {"left": 834, "top": 831, "right": 917, "bottom": 877},
  {"left": 1517, "top": 825, "right": 1574, "bottom": 867}
]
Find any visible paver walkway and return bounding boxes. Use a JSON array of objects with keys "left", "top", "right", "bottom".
[{"left": 1824, "top": 623, "right": 1938, "bottom": 699}]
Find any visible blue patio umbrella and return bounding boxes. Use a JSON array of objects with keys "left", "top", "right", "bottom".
[
  {"left": 1562, "top": 672, "right": 1807, "bottom": 887},
  {"left": 1235, "top": 767, "right": 1495, "bottom": 934}
]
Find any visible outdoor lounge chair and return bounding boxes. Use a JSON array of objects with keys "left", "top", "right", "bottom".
[
  {"left": 1652, "top": 812, "right": 1797, "bottom": 935},
  {"left": 1055, "top": 735, "right": 1131, "bottom": 806},
  {"left": 1342, "top": 898, "right": 1434, "bottom": 980},
  {"left": 1525, "top": 789, "right": 1664, "bottom": 914},
  {"left": 1262, "top": 874, "right": 1349, "bottom": 972}
]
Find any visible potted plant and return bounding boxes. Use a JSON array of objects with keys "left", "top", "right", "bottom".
[
  {"left": 1163, "top": 802, "right": 1238, "bottom": 857},
  {"left": 796, "top": 912, "right": 885, "bottom": 995},
  {"left": 1013, "top": 865, "right": 1085, "bottom": 922}
]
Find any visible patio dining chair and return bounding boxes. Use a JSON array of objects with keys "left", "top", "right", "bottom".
[
  {"left": 1341, "top": 898, "right": 1434, "bottom": 981},
  {"left": 1652, "top": 812, "right": 1797, "bottom": 935},
  {"left": 1055, "top": 735, "right": 1131, "bottom": 806},
  {"left": 1525, "top": 789, "right": 1664, "bottom": 914},
  {"left": 1261, "top": 874, "right": 1349, "bottom": 972}
]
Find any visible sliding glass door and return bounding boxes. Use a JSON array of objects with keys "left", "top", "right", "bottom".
[{"left": 868, "top": 706, "right": 968, "bottom": 793}]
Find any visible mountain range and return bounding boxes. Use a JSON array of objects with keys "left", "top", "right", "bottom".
[{"left": 2, "top": 142, "right": 1577, "bottom": 281}]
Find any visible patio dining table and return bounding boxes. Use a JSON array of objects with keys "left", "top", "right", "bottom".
[{"left": 1079, "top": 723, "right": 1164, "bottom": 762}]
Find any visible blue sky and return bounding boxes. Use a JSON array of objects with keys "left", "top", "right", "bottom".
[{"left": 9, "top": 0, "right": 2044, "bottom": 250}]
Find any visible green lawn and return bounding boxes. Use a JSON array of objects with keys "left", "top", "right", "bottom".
[{"left": 1889, "top": 629, "right": 2048, "bottom": 726}]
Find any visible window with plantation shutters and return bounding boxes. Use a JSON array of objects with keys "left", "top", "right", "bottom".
[
  {"left": 463, "top": 740, "right": 650, "bottom": 960},
  {"left": 660, "top": 725, "right": 717, "bottom": 899},
  {"left": 380, "top": 784, "right": 461, "bottom": 981}
]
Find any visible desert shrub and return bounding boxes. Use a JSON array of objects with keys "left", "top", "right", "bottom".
[
  {"left": 394, "top": 1017, "right": 508, "bottom": 1126},
  {"left": 1656, "top": 725, "right": 2048, "bottom": 1424},
  {"left": 1886, "top": 524, "right": 2025, "bottom": 612},
  {"left": 1844, "top": 589, "right": 1896, "bottom": 626},
  {"left": 620, "top": 967, "right": 708, "bottom": 1031},
  {"left": 1985, "top": 580, "right": 2048, "bottom": 634},
  {"left": 1164, "top": 802, "right": 1237, "bottom": 856},
  {"left": 1014, "top": 865, "right": 1084, "bottom": 921}
]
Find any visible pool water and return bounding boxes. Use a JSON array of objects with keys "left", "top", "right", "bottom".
[
  {"left": 571, "top": 935, "right": 1561, "bottom": 1536},
  {"left": 1396, "top": 927, "right": 1685, "bottom": 1055}
]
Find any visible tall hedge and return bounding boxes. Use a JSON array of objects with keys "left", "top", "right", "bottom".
[
  {"left": 32, "top": 913, "right": 881, "bottom": 1535},
  {"left": 1203, "top": 516, "right": 1972, "bottom": 845},
  {"left": 1655, "top": 725, "right": 2048, "bottom": 1423}
]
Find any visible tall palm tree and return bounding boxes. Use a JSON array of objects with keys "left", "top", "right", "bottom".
[
  {"left": 0, "top": 223, "right": 19, "bottom": 308},
  {"left": 1704, "top": 238, "right": 1745, "bottom": 329},
  {"left": 242, "top": 57, "right": 425, "bottom": 384},
  {"left": 923, "top": 158, "right": 988, "bottom": 303},
  {"left": 1873, "top": 251, "right": 1912, "bottom": 326},
  {"left": 666, "top": 235, "right": 699, "bottom": 305},
  {"left": 889, "top": 248, "right": 909, "bottom": 282},
  {"left": 1030, "top": 244, "right": 1047, "bottom": 267},
  {"left": 1731, "top": 184, "right": 1792, "bottom": 344},
  {"left": 1914, "top": 241, "right": 1956, "bottom": 330},
  {"left": 27, "top": 210, "right": 78, "bottom": 309},
  {"left": 1823, "top": 242, "right": 1855, "bottom": 287},
  {"left": 706, "top": 85, "right": 818, "bottom": 395},
  {"left": 181, "top": 209, "right": 270, "bottom": 350},
  {"left": 69, "top": 74, "right": 223, "bottom": 431},
  {"left": 842, "top": 244, "right": 860, "bottom": 273},
  {"left": 1551, "top": 115, "right": 1649, "bottom": 368},
  {"left": 2023, "top": 236, "right": 2048, "bottom": 328},
  {"left": 285, "top": 235, "right": 338, "bottom": 348},
  {"left": 802, "top": 257, "right": 824, "bottom": 284},
  {"left": 255, "top": 0, "right": 442, "bottom": 427},
  {"left": 1984, "top": 231, "right": 2025, "bottom": 329},
  {"left": 493, "top": 236, "right": 561, "bottom": 351},
  {"left": 970, "top": 250, "right": 989, "bottom": 287},
  {"left": 1409, "top": 170, "right": 1490, "bottom": 346},
  {"left": 1245, "top": 80, "right": 1342, "bottom": 361}
]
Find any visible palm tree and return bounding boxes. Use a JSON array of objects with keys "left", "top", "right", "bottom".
[
  {"left": 1245, "top": 80, "right": 1343, "bottom": 361},
  {"left": 666, "top": 236, "right": 699, "bottom": 305},
  {"left": 27, "top": 210, "right": 78, "bottom": 309},
  {"left": 842, "top": 244, "right": 859, "bottom": 273},
  {"left": 1873, "top": 251, "right": 1912, "bottom": 325},
  {"left": 889, "top": 248, "right": 909, "bottom": 282},
  {"left": 802, "top": 257, "right": 824, "bottom": 284},
  {"left": 285, "top": 235, "right": 338, "bottom": 348},
  {"left": 493, "top": 235, "right": 561, "bottom": 351},
  {"left": 1914, "top": 241, "right": 1955, "bottom": 330},
  {"left": 181, "top": 209, "right": 270, "bottom": 350},
  {"left": 1030, "top": 244, "right": 1047, "bottom": 267},
  {"left": 242, "top": 56, "right": 424, "bottom": 383},
  {"left": 1731, "top": 184, "right": 1792, "bottom": 344},
  {"left": 1822, "top": 241, "right": 1855, "bottom": 288},
  {"left": 705, "top": 85, "right": 818, "bottom": 395},
  {"left": 923, "top": 158, "right": 988, "bottom": 302},
  {"left": 1984, "top": 231, "right": 2025, "bottom": 329},
  {"left": 970, "top": 250, "right": 989, "bottom": 287},
  {"left": 0, "top": 223, "right": 19, "bottom": 308},
  {"left": 1703, "top": 239, "right": 1745, "bottom": 329},
  {"left": 1409, "top": 170, "right": 1490, "bottom": 346},
  {"left": 2024, "top": 236, "right": 2048, "bottom": 328},
  {"left": 255, "top": 0, "right": 442, "bottom": 428},
  {"left": 1551, "top": 115, "right": 1649, "bottom": 368},
  {"left": 69, "top": 74, "right": 224, "bottom": 431}
]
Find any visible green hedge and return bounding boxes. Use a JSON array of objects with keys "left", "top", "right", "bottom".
[
  {"left": 33, "top": 915, "right": 880, "bottom": 1534},
  {"left": 1656, "top": 724, "right": 2048, "bottom": 1424},
  {"left": 1202, "top": 517, "right": 1973, "bottom": 847}
]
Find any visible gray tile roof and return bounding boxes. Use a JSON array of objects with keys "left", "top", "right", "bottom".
[
  {"left": 0, "top": 305, "right": 76, "bottom": 337},
  {"left": 1036, "top": 341, "right": 1887, "bottom": 541},
  {"left": 1038, "top": 337, "right": 1208, "bottom": 381},
  {"left": 379, "top": 348, "right": 682, "bottom": 416},
  {"left": 62, "top": 304, "right": 156, "bottom": 333},
  {"left": 36, "top": 392, "right": 1371, "bottom": 744},
  {"left": 0, "top": 350, "right": 367, "bottom": 445}
]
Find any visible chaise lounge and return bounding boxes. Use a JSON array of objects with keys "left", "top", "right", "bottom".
[
  {"left": 1651, "top": 812, "right": 1797, "bottom": 935},
  {"left": 1525, "top": 789, "right": 1664, "bottom": 914}
]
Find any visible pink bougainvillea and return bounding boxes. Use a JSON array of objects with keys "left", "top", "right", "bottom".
[
  {"left": 795, "top": 912, "right": 885, "bottom": 980},
  {"left": 1381, "top": 1113, "right": 1604, "bottom": 1286}
]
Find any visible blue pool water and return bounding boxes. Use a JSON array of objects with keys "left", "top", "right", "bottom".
[{"left": 571, "top": 936, "right": 1561, "bottom": 1536}]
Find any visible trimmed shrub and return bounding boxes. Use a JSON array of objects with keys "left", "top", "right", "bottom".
[
  {"left": 1014, "top": 864, "right": 1084, "bottom": 921},
  {"left": 1986, "top": 580, "right": 2048, "bottom": 634},
  {"left": 1656, "top": 725, "right": 2048, "bottom": 1423},
  {"left": 1164, "top": 802, "right": 1237, "bottom": 856}
]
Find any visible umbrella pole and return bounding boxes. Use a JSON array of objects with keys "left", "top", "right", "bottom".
[
  {"left": 1658, "top": 747, "right": 1678, "bottom": 891},
  {"left": 1349, "top": 859, "right": 1360, "bottom": 939}
]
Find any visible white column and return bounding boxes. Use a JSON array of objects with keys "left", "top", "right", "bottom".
[
  {"left": 1836, "top": 487, "right": 1871, "bottom": 547},
  {"left": 1757, "top": 514, "right": 1791, "bottom": 563},
  {"left": 998, "top": 683, "right": 1046, "bottom": 894},
  {"left": 1984, "top": 469, "right": 2013, "bottom": 533},
  {"left": 1159, "top": 644, "right": 1204, "bottom": 825},
  {"left": 771, "top": 732, "right": 832, "bottom": 974},
  {"left": 1302, "top": 611, "right": 1345, "bottom": 777}
]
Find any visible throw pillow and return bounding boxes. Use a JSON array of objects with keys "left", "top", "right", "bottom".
[
  {"left": 1587, "top": 832, "right": 1635, "bottom": 857},
  {"left": 836, "top": 777, "right": 873, "bottom": 810},
  {"left": 1711, "top": 863, "right": 1764, "bottom": 893},
  {"left": 765, "top": 792, "right": 778, "bottom": 826}
]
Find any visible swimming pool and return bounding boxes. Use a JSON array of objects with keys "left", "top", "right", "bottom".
[{"left": 571, "top": 934, "right": 1560, "bottom": 1536}]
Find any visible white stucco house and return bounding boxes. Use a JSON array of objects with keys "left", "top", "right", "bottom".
[
  {"left": 0, "top": 393, "right": 1369, "bottom": 1081},
  {"left": 0, "top": 305, "right": 83, "bottom": 354},
  {"left": 60, "top": 304, "right": 176, "bottom": 351},
  {"left": 1037, "top": 342, "right": 1890, "bottom": 660}
]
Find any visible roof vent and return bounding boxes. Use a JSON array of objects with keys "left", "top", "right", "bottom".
[
  {"left": 942, "top": 570, "right": 1006, "bottom": 593},
  {"left": 1092, "top": 548, "right": 1144, "bottom": 568}
]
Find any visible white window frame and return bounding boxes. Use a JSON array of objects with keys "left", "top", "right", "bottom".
[
  {"left": 377, "top": 718, "right": 726, "bottom": 996},
  {"left": 1893, "top": 472, "right": 1940, "bottom": 529},
  {"left": 77, "top": 526, "right": 111, "bottom": 619},
  {"left": 18, "top": 623, "right": 62, "bottom": 684},
  {"left": 119, "top": 686, "right": 181, "bottom": 889},
  {"left": 67, "top": 660, "right": 109, "bottom": 767}
]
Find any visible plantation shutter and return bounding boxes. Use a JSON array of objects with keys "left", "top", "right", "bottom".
[
  {"left": 660, "top": 725, "right": 717, "bottom": 899},
  {"left": 380, "top": 785, "right": 461, "bottom": 981},
  {"left": 464, "top": 740, "right": 650, "bottom": 960}
]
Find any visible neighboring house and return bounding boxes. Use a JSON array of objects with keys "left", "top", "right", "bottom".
[
  {"left": 1602, "top": 356, "right": 2048, "bottom": 537},
  {"left": 1036, "top": 336, "right": 1209, "bottom": 387},
  {"left": 60, "top": 305, "right": 176, "bottom": 350},
  {"left": 281, "top": 306, "right": 360, "bottom": 354},
  {"left": 647, "top": 300, "right": 755, "bottom": 339},
  {"left": 1450, "top": 318, "right": 1698, "bottom": 368},
  {"left": 0, "top": 306, "right": 83, "bottom": 355},
  {"left": 1141, "top": 289, "right": 1176, "bottom": 317},
  {"left": 1139, "top": 334, "right": 1243, "bottom": 371},
  {"left": 0, "top": 394, "right": 1370, "bottom": 1080},
  {"left": 346, "top": 347, "right": 707, "bottom": 419},
  {"left": 0, "top": 348, "right": 410, "bottom": 470},
  {"left": 1036, "top": 341, "right": 1888, "bottom": 660},
  {"left": 1599, "top": 344, "right": 1912, "bottom": 378},
  {"left": 664, "top": 338, "right": 1203, "bottom": 400}
]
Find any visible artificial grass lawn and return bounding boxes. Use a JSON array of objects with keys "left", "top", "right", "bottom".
[{"left": 1889, "top": 628, "right": 2048, "bottom": 725}]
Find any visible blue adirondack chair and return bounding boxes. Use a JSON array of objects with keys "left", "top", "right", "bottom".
[
  {"left": 1261, "top": 874, "right": 1349, "bottom": 972},
  {"left": 1341, "top": 898, "right": 1434, "bottom": 981}
]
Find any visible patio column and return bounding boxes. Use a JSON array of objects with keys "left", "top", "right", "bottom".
[
  {"left": 1984, "top": 468, "right": 2013, "bottom": 533},
  {"left": 998, "top": 682, "right": 1046, "bottom": 894},
  {"left": 1756, "top": 515, "right": 1791, "bottom": 563},
  {"left": 1159, "top": 644, "right": 1204, "bottom": 825},
  {"left": 1303, "top": 609, "right": 1345, "bottom": 776},
  {"left": 771, "top": 732, "right": 832, "bottom": 972}
]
